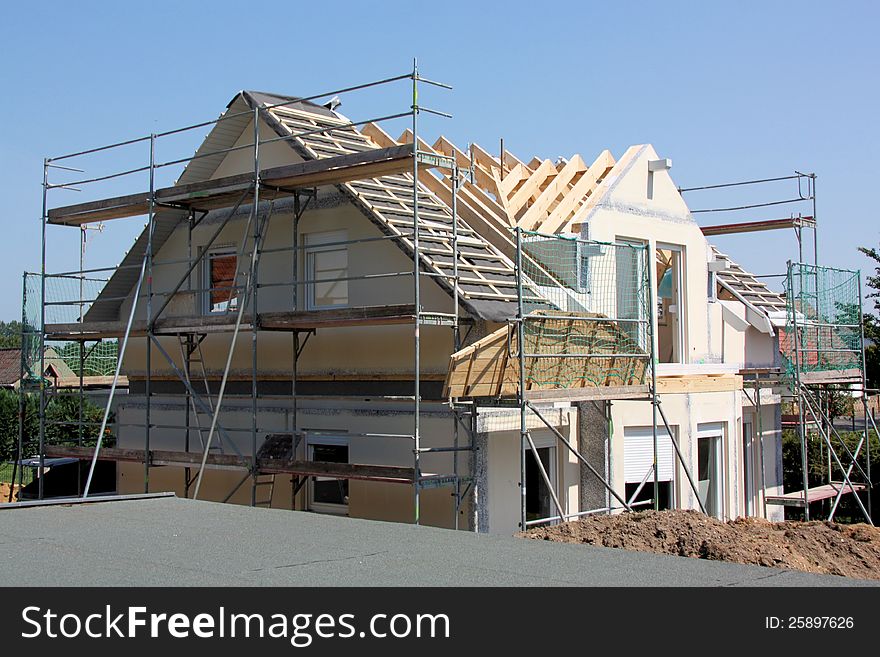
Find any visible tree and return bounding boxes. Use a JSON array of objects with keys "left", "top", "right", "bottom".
[
  {"left": 858, "top": 244, "right": 879, "bottom": 389},
  {"left": 0, "top": 321, "right": 22, "bottom": 349},
  {"left": 0, "top": 388, "right": 112, "bottom": 464}
]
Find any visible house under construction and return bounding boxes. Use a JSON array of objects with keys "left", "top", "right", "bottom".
[{"left": 15, "top": 63, "right": 875, "bottom": 532}]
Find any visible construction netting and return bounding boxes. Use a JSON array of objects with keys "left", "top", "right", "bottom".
[
  {"left": 517, "top": 230, "right": 651, "bottom": 389},
  {"left": 21, "top": 272, "right": 118, "bottom": 382},
  {"left": 781, "top": 262, "right": 863, "bottom": 380}
]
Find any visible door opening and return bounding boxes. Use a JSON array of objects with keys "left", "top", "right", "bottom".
[
  {"left": 525, "top": 445, "right": 557, "bottom": 522},
  {"left": 698, "top": 432, "right": 723, "bottom": 518}
]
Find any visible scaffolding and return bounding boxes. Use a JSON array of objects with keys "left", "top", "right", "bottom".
[
  {"left": 18, "top": 63, "right": 705, "bottom": 530},
  {"left": 442, "top": 227, "right": 707, "bottom": 527},
  {"left": 16, "top": 62, "right": 492, "bottom": 526},
  {"left": 768, "top": 262, "right": 875, "bottom": 522},
  {"left": 683, "top": 172, "right": 874, "bottom": 524}
]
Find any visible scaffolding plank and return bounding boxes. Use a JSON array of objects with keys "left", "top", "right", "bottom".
[
  {"left": 260, "top": 304, "right": 416, "bottom": 330},
  {"left": 765, "top": 482, "right": 867, "bottom": 507},
  {"left": 44, "top": 445, "right": 417, "bottom": 484},
  {"left": 47, "top": 145, "right": 415, "bottom": 226},
  {"left": 701, "top": 216, "right": 815, "bottom": 237},
  {"left": 44, "top": 305, "right": 421, "bottom": 339},
  {"left": 524, "top": 385, "right": 650, "bottom": 402}
]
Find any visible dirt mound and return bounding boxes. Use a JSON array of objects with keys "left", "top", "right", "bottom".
[
  {"left": 521, "top": 510, "right": 880, "bottom": 580},
  {"left": 0, "top": 483, "right": 19, "bottom": 502}
]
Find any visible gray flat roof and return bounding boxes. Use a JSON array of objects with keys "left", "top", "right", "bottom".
[{"left": 0, "top": 496, "right": 873, "bottom": 587}]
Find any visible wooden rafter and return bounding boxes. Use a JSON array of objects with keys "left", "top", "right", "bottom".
[
  {"left": 515, "top": 155, "right": 587, "bottom": 230},
  {"left": 541, "top": 150, "right": 616, "bottom": 234},
  {"left": 506, "top": 159, "right": 558, "bottom": 224}
]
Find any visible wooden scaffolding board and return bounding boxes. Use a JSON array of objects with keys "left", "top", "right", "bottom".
[
  {"left": 765, "top": 482, "right": 868, "bottom": 507},
  {"left": 45, "top": 445, "right": 418, "bottom": 484},
  {"left": 44, "top": 304, "right": 421, "bottom": 340},
  {"left": 47, "top": 145, "right": 416, "bottom": 226}
]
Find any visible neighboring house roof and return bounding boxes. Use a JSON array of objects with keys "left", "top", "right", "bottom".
[
  {"left": 0, "top": 349, "right": 20, "bottom": 385},
  {"left": 86, "top": 91, "right": 534, "bottom": 324},
  {"left": 0, "top": 347, "right": 78, "bottom": 386}
]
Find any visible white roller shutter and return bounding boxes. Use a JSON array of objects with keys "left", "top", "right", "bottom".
[{"left": 624, "top": 426, "right": 675, "bottom": 483}]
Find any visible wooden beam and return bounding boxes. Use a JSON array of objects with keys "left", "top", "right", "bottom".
[
  {"left": 498, "top": 162, "right": 528, "bottom": 199},
  {"left": 516, "top": 155, "right": 587, "bottom": 230},
  {"left": 507, "top": 159, "right": 557, "bottom": 219},
  {"left": 540, "top": 150, "right": 615, "bottom": 234},
  {"left": 700, "top": 216, "right": 816, "bottom": 237},
  {"left": 524, "top": 385, "right": 650, "bottom": 402},
  {"left": 656, "top": 374, "right": 743, "bottom": 394}
]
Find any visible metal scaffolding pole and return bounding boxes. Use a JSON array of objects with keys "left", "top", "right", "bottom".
[
  {"left": 527, "top": 402, "right": 632, "bottom": 512},
  {"left": 251, "top": 105, "right": 261, "bottom": 507},
  {"left": 857, "top": 274, "right": 872, "bottom": 521},
  {"left": 83, "top": 249, "right": 149, "bottom": 497},
  {"left": 515, "top": 226, "right": 527, "bottom": 531},
  {"left": 788, "top": 261, "right": 811, "bottom": 519},
  {"left": 38, "top": 159, "right": 48, "bottom": 500},
  {"left": 144, "top": 133, "right": 155, "bottom": 494},
  {"left": 193, "top": 182, "right": 264, "bottom": 499},
  {"left": 648, "top": 239, "right": 660, "bottom": 510},
  {"left": 411, "top": 59, "right": 421, "bottom": 525},
  {"left": 291, "top": 192, "right": 300, "bottom": 510}
]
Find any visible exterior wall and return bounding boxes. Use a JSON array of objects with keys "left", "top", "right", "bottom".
[
  {"left": 477, "top": 406, "right": 578, "bottom": 535},
  {"left": 741, "top": 387, "right": 785, "bottom": 521},
  {"left": 116, "top": 397, "right": 577, "bottom": 534},
  {"left": 610, "top": 391, "right": 743, "bottom": 519},
  {"left": 610, "top": 389, "right": 783, "bottom": 520},
  {"left": 581, "top": 144, "right": 785, "bottom": 520},
  {"left": 120, "top": 197, "right": 458, "bottom": 382},
  {"left": 117, "top": 397, "right": 470, "bottom": 529},
  {"left": 582, "top": 145, "right": 717, "bottom": 365}
]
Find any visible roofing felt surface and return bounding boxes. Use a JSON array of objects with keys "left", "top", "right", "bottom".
[{"left": 0, "top": 495, "right": 873, "bottom": 587}]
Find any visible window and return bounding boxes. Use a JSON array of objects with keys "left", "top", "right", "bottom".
[
  {"left": 305, "top": 231, "right": 348, "bottom": 310},
  {"left": 656, "top": 244, "right": 685, "bottom": 363},
  {"left": 203, "top": 247, "right": 238, "bottom": 314},
  {"left": 623, "top": 426, "right": 677, "bottom": 509},
  {"left": 308, "top": 436, "right": 349, "bottom": 515},
  {"left": 697, "top": 422, "right": 724, "bottom": 519}
]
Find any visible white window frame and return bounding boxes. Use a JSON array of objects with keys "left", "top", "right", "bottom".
[
  {"left": 657, "top": 242, "right": 686, "bottom": 364},
  {"left": 306, "top": 434, "right": 350, "bottom": 515},
  {"left": 697, "top": 422, "right": 725, "bottom": 519},
  {"left": 202, "top": 246, "right": 239, "bottom": 315},
  {"left": 304, "top": 230, "right": 349, "bottom": 311},
  {"left": 742, "top": 417, "right": 755, "bottom": 516}
]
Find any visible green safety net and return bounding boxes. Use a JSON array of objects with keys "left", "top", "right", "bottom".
[
  {"left": 21, "top": 272, "right": 118, "bottom": 382},
  {"left": 517, "top": 230, "right": 651, "bottom": 389},
  {"left": 781, "top": 262, "right": 863, "bottom": 381}
]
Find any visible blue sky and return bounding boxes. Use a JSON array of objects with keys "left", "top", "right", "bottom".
[{"left": 1, "top": 1, "right": 878, "bottom": 320}]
